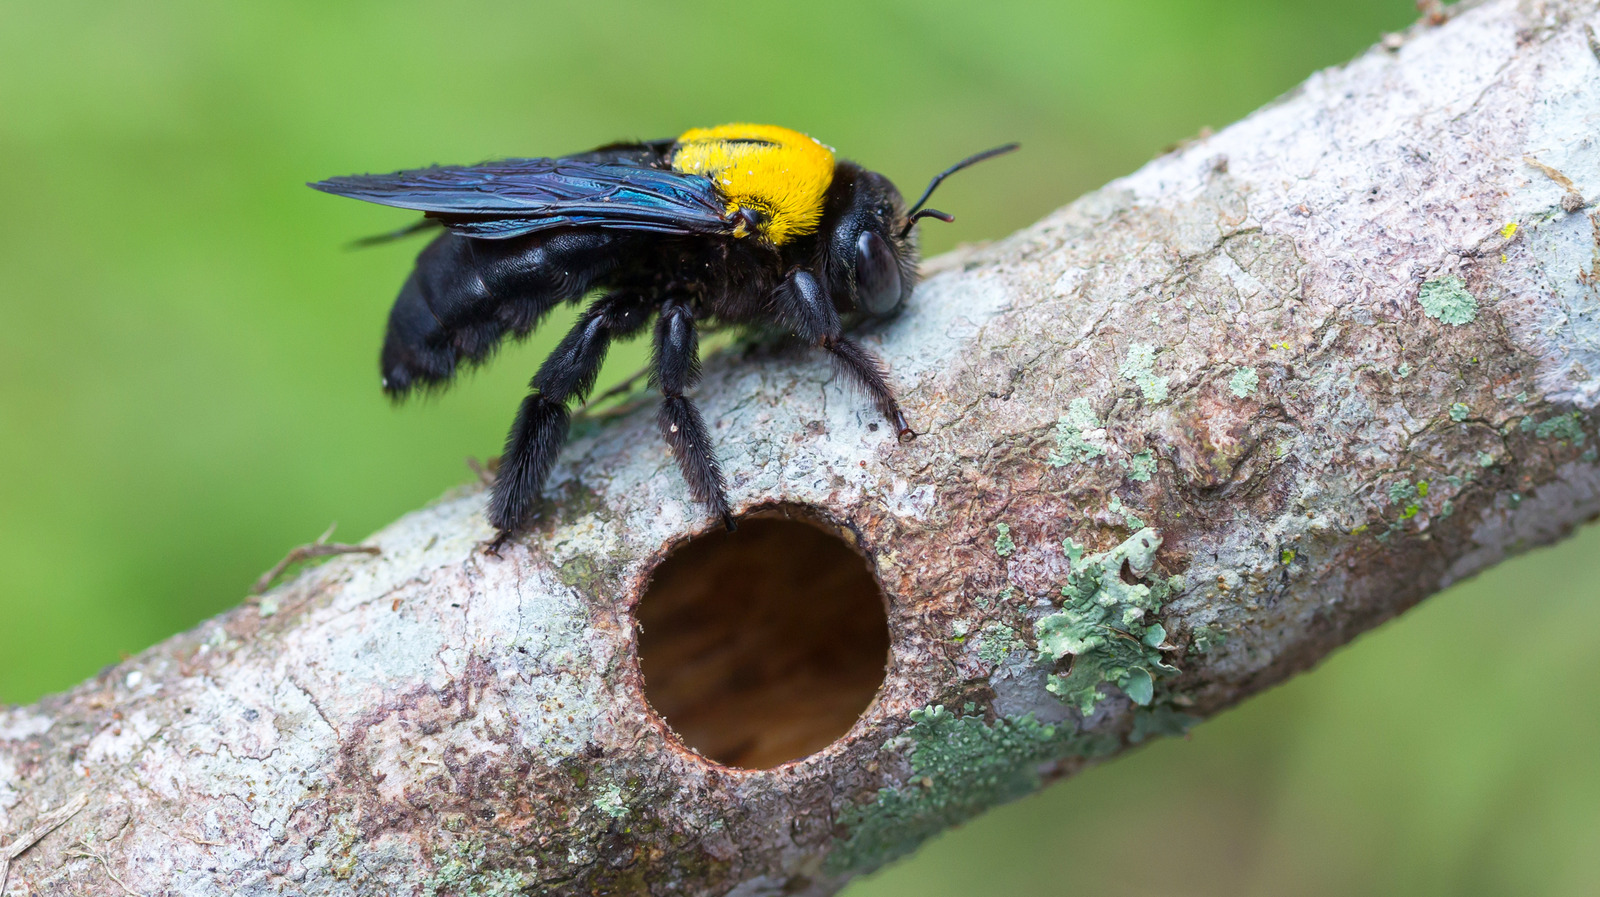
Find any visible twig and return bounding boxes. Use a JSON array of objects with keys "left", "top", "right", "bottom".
[
  {"left": 64, "top": 840, "right": 144, "bottom": 897},
  {"left": 573, "top": 325, "right": 733, "bottom": 419},
  {"left": 1524, "top": 154, "right": 1577, "bottom": 191},
  {"left": 465, "top": 456, "right": 497, "bottom": 487},
  {"left": 250, "top": 523, "right": 380, "bottom": 595},
  {"left": 1524, "top": 154, "right": 1587, "bottom": 212},
  {"left": 574, "top": 363, "right": 653, "bottom": 417},
  {"left": 1416, "top": 0, "right": 1448, "bottom": 25},
  {"left": 0, "top": 792, "right": 90, "bottom": 895}
]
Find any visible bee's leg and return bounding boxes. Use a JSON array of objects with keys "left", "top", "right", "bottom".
[
  {"left": 487, "top": 292, "right": 651, "bottom": 539},
  {"left": 381, "top": 230, "right": 623, "bottom": 398},
  {"left": 775, "top": 269, "right": 913, "bottom": 441},
  {"left": 653, "top": 299, "right": 733, "bottom": 530},
  {"left": 824, "top": 336, "right": 913, "bottom": 442}
]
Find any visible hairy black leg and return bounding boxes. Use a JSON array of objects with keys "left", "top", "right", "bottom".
[
  {"left": 487, "top": 293, "right": 651, "bottom": 539},
  {"left": 825, "top": 336, "right": 913, "bottom": 440},
  {"left": 487, "top": 396, "right": 569, "bottom": 547},
  {"left": 652, "top": 300, "right": 732, "bottom": 529},
  {"left": 773, "top": 269, "right": 913, "bottom": 440},
  {"left": 380, "top": 229, "right": 624, "bottom": 398}
]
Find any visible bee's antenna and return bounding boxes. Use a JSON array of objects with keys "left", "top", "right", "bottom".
[{"left": 900, "top": 142, "right": 1020, "bottom": 238}]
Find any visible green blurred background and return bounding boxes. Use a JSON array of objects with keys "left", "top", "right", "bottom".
[{"left": 3, "top": 1, "right": 1597, "bottom": 894}]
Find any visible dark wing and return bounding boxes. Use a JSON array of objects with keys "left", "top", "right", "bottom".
[{"left": 310, "top": 157, "right": 732, "bottom": 241}]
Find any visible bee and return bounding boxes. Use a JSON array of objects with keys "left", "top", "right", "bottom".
[{"left": 312, "top": 124, "right": 1015, "bottom": 546}]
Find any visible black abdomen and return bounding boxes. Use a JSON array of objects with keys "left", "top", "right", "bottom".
[{"left": 379, "top": 230, "right": 625, "bottom": 396}]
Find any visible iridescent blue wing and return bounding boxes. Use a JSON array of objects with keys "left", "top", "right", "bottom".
[{"left": 310, "top": 156, "right": 733, "bottom": 241}]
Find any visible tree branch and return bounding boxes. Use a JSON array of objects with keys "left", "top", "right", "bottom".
[{"left": 5, "top": 1, "right": 1600, "bottom": 893}]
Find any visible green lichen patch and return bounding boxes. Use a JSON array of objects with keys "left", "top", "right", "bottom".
[
  {"left": 594, "top": 783, "right": 629, "bottom": 819},
  {"left": 1384, "top": 479, "right": 1433, "bottom": 522},
  {"left": 1387, "top": 481, "right": 1419, "bottom": 504},
  {"left": 1122, "top": 450, "right": 1157, "bottom": 482},
  {"left": 1119, "top": 343, "right": 1170, "bottom": 403},
  {"left": 1190, "top": 625, "right": 1228, "bottom": 654},
  {"left": 1534, "top": 412, "right": 1586, "bottom": 443},
  {"left": 424, "top": 841, "right": 532, "bottom": 897},
  {"left": 976, "top": 623, "right": 1023, "bottom": 665},
  {"left": 555, "top": 554, "right": 605, "bottom": 594},
  {"left": 1228, "top": 366, "right": 1260, "bottom": 398},
  {"left": 994, "top": 523, "right": 1016, "bottom": 557},
  {"left": 1449, "top": 402, "right": 1470, "bottom": 421},
  {"left": 1417, "top": 275, "right": 1478, "bottom": 325},
  {"left": 1035, "top": 528, "right": 1181, "bottom": 714},
  {"left": 328, "top": 817, "right": 361, "bottom": 880},
  {"left": 1048, "top": 398, "right": 1106, "bottom": 467},
  {"left": 1107, "top": 496, "right": 1145, "bottom": 531},
  {"left": 1062, "top": 537, "right": 1085, "bottom": 564},
  {"left": 828, "top": 705, "right": 1116, "bottom": 874}
]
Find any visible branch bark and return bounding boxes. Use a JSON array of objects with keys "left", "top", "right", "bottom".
[{"left": 6, "top": 1, "right": 1600, "bottom": 893}]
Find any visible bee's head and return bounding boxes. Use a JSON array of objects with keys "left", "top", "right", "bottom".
[
  {"left": 821, "top": 166, "right": 917, "bottom": 319},
  {"left": 822, "top": 143, "right": 1019, "bottom": 319}
]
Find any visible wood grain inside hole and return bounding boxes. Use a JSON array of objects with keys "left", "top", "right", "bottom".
[{"left": 636, "top": 515, "right": 890, "bottom": 769}]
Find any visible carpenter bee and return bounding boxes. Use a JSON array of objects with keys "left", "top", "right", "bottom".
[{"left": 312, "top": 124, "right": 1016, "bottom": 545}]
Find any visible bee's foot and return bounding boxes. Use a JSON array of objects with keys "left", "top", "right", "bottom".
[{"left": 481, "top": 531, "right": 513, "bottom": 557}]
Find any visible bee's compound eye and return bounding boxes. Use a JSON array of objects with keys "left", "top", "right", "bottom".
[{"left": 854, "top": 230, "right": 903, "bottom": 317}]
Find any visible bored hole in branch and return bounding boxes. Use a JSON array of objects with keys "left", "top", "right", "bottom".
[{"left": 634, "top": 510, "right": 890, "bottom": 770}]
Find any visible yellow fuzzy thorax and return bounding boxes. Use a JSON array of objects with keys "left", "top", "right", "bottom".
[{"left": 671, "top": 124, "right": 835, "bottom": 245}]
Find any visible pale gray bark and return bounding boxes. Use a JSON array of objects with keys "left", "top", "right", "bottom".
[{"left": 5, "top": 1, "right": 1600, "bottom": 894}]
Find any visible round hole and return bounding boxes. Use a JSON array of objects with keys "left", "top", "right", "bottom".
[{"left": 635, "top": 513, "right": 891, "bottom": 769}]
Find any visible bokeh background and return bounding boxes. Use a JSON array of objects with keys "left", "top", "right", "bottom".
[{"left": 3, "top": 1, "right": 1597, "bottom": 894}]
